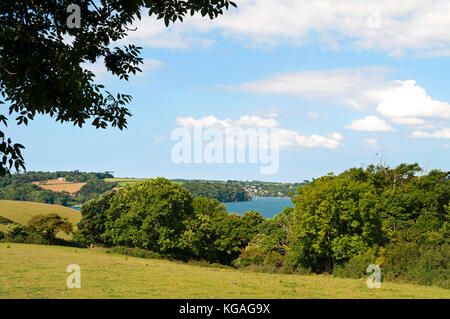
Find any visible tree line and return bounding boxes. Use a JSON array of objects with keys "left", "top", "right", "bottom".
[
  {"left": 0, "top": 171, "right": 116, "bottom": 206},
  {"left": 2, "top": 164, "right": 448, "bottom": 288},
  {"left": 71, "top": 164, "right": 449, "bottom": 288},
  {"left": 181, "top": 181, "right": 252, "bottom": 202}
]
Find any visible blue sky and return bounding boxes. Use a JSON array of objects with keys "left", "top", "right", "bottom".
[{"left": 6, "top": 0, "right": 450, "bottom": 182}]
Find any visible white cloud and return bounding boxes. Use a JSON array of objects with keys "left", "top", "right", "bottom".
[
  {"left": 411, "top": 128, "right": 450, "bottom": 139},
  {"left": 118, "top": 13, "right": 215, "bottom": 49},
  {"left": 373, "top": 80, "right": 450, "bottom": 121},
  {"left": 83, "top": 58, "right": 163, "bottom": 81},
  {"left": 223, "top": 67, "right": 450, "bottom": 132},
  {"left": 122, "top": 1, "right": 450, "bottom": 55},
  {"left": 217, "top": 0, "right": 450, "bottom": 55},
  {"left": 175, "top": 115, "right": 233, "bottom": 129},
  {"left": 222, "top": 66, "right": 389, "bottom": 110},
  {"left": 175, "top": 115, "right": 343, "bottom": 149},
  {"left": 278, "top": 129, "right": 341, "bottom": 149},
  {"left": 345, "top": 116, "right": 394, "bottom": 132},
  {"left": 330, "top": 132, "right": 344, "bottom": 141}
]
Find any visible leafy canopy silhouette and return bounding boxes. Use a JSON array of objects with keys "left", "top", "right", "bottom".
[{"left": 0, "top": 0, "right": 236, "bottom": 175}]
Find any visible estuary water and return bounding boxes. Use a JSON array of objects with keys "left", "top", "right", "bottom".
[
  {"left": 71, "top": 197, "right": 293, "bottom": 219},
  {"left": 224, "top": 197, "right": 293, "bottom": 218}
]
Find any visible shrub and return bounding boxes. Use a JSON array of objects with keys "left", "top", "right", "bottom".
[
  {"left": 107, "top": 246, "right": 161, "bottom": 260},
  {"left": 264, "top": 251, "right": 284, "bottom": 268},
  {"left": 383, "top": 242, "right": 449, "bottom": 288},
  {"left": 233, "top": 246, "right": 265, "bottom": 268},
  {"left": 0, "top": 216, "right": 15, "bottom": 225},
  {"left": 27, "top": 214, "right": 73, "bottom": 241},
  {"left": 3, "top": 223, "right": 47, "bottom": 244},
  {"left": 333, "top": 247, "right": 379, "bottom": 279}
]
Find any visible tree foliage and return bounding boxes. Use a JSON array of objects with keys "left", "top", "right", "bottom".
[
  {"left": 27, "top": 213, "right": 73, "bottom": 240},
  {"left": 182, "top": 181, "right": 251, "bottom": 202},
  {"left": 0, "top": 0, "right": 236, "bottom": 175},
  {"left": 0, "top": 170, "right": 116, "bottom": 205}
]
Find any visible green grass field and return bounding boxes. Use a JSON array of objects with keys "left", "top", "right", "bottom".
[
  {"left": 1, "top": 243, "right": 449, "bottom": 299},
  {"left": 104, "top": 178, "right": 146, "bottom": 187},
  {"left": 0, "top": 200, "right": 81, "bottom": 239}
]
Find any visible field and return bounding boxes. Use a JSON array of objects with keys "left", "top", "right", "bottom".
[
  {"left": 0, "top": 200, "right": 81, "bottom": 239},
  {"left": 31, "top": 179, "right": 86, "bottom": 194},
  {"left": 1, "top": 243, "right": 449, "bottom": 299},
  {"left": 104, "top": 178, "right": 146, "bottom": 187}
]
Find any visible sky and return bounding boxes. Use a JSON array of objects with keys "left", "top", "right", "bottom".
[{"left": 6, "top": 0, "right": 450, "bottom": 182}]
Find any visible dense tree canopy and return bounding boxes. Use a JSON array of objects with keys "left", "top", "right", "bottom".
[
  {"left": 0, "top": 0, "right": 236, "bottom": 175},
  {"left": 181, "top": 181, "right": 251, "bottom": 202},
  {"left": 74, "top": 179, "right": 264, "bottom": 264}
]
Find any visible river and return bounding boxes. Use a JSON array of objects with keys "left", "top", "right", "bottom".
[{"left": 71, "top": 197, "right": 293, "bottom": 219}]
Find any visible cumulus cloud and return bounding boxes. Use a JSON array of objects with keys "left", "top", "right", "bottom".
[
  {"left": 175, "top": 115, "right": 343, "bottom": 149},
  {"left": 411, "top": 128, "right": 450, "bottom": 139},
  {"left": 121, "top": 1, "right": 450, "bottom": 55},
  {"left": 222, "top": 66, "right": 389, "bottom": 110},
  {"left": 222, "top": 66, "right": 450, "bottom": 132},
  {"left": 345, "top": 116, "right": 394, "bottom": 132},
  {"left": 373, "top": 80, "right": 450, "bottom": 121}
]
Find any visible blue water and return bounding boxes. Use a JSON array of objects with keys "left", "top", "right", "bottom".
[
  {"left": 225, "top": 197, "right": 293, "bottom": 218},
  {"left": 70, "top": 197, "right": 293, "bottom": 218}
]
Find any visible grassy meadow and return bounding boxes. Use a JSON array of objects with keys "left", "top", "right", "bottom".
[
  {"left": 0, "top": 200, "right": 81, "bottom": 239},
  {"left": 1, "top": 243, "right": 449, "bottom": 299},
  {"left": 104, "top": 178, "right": 146, "bottom": 187}
]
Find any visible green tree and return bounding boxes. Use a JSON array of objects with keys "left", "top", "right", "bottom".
[
  {"left": 27, "top": 213, "right": 73, "bottom": 241},
  {"left": 0, "top": 0, "right": 236, "bottom": 175},
  {"left": 74, "top": 190, "right": 115, "bottom": 246},
  {"left": 180, "top": 196, "right": 228, "bottom": 261},
  {"left": 213, "top": 210, "right": 264, "bottom": 264},
  {"left": 288, "top": 174, "right": 384, "bottom": 273},
  {"left": 102, "top": 177, "right": 194, "bottom": 258}
]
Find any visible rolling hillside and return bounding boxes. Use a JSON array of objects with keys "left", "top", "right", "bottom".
[
  {"left": 1, "top": 243, "right": 449, "bottom": 299},
  {"left": 0, "top": 200, "right": 81, "bottom": 238}
]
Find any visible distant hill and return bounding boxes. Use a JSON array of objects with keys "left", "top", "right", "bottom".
[{"left": 0, "top": 200, "right": 81, "bottom": 239}]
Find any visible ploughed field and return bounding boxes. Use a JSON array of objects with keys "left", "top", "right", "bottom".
[
  {"left": 31, "top": 179, "right": 86, "bottom": 194},
  {"left": 1, "top": 243, "right": 449, "bottom": 299}
]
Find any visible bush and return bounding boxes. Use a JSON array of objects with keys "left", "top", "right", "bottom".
[
  {"left": 3, "top": 223, "right": 47, "bottom": 244},
  {"left": 0, "top": 216, "right": 15, "bottom": 225},
  {"left": 71, "top": 231, "right": 90, "bottom": 248},
  {"left": 107, "top": 246, "right": 161, "bottom": 260},
  {"left": 383, "top": 242, "right": 449, "bottom": 288},
  {"left": 333, "top": 247, "right": 379, "bottom": 279},
  {"left": 233, "top": 246, "right": 265, "bottom": 268},
  {"left": 27, "top": 214, "right": 73, "bottom": 241},
  {"left": 264, "top": 251, "right": 284, "bottom": 268}
]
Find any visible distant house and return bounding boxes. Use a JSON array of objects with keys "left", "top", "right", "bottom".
[{"left": 57, "top": 177, "right": 66, "bottom": 182}]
